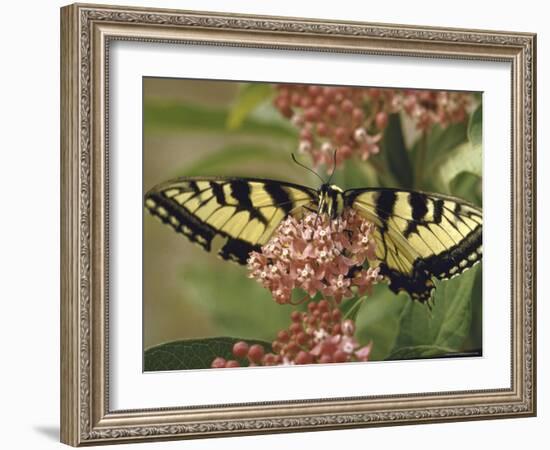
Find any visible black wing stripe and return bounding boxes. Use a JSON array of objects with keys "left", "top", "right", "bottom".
[
  {"left": 410, "top": 192, "right": 429, "bottom": 221},
  {"left": 188, "top": 181, "right": 200, "bottom": 196},
  {"left": 147, "top": 191, "right": 215, "bottom": 250},
  {"left": 375, "top": 191, "right": 397, "bottom": 231},
  {"left": 230, "top": 180, "right": 269, "bottom": 225},
  {"left": 404, "top": 192, "right": 428, "bottom": 237},
  {"left": 354, "top": 197, "right": 447, "bottom": 227},
  {"left": 230, "top": 180, "right": 253, "bottom": 209},
  {"left": 210, "top": 181, "right": 226, "bottom": 205},
  {"left": 433, "top": 199, "right": 444, "bottom": 224},
  {"left": 219, "top": 239, "right": 258, "bottom": 264},
  {"left": 264, "top": 183, "right": 294, "bottom": 215}
]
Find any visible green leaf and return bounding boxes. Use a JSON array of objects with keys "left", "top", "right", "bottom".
[
  {"left": 354, "top": 283, "right": 409, "bottom": 361},
  {"left": 382, "top": 114, "right": 413, "bottom": 188},
  {"left": 449, "top": 171, "right": 482, "bottom": 206},
  {"left": 432, "top": 141, "right": 482, "bottom": 194},
  {"left": 144, "top": 100, "right": 296, "bottom": 138},
  {"left": 387, "top": 345, "right": 460, "bottom": 360},
  {"left": 226, "top": 84, "right": 275, "bottom": 130},
  {"left": 429, "top": 104, "right": 482, "bottom": 195},
  {"left": 462, "top": 265, "right": 483, "bottom": 352},
  {"left": 423, "top": 122, "right": 468, "bottom": 163},
  {"left": 144, "top": 337, "right": 272, "bottom": 371},
  {"left": 180, "top": 261, "right": 296, "bottom": 341},
  {"left": 431, "top": 267, "right": 478, "bottom": 349},
  {"left": 411, "top": 121, "right": 467, "bottom": 191},
  {"left": 390, "top": 265, "right": 480, "bottom": 358},
  {"left": 174, "top": 144, "right": 291, "bottom": 177}
]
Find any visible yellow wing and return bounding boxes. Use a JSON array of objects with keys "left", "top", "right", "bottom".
[
  {"left": 145, "top": 177, "right": 317, "bottom": 264},
  {"left": 346, "top": 188, "right": 482, "bottom": 302}
]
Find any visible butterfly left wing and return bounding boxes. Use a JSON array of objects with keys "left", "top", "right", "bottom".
[
  {"left": 145, "top": 177, "right": 317, "bottom": 264},
  {"left": 345, "top": 188, "right": 482, "bottom": 302}
]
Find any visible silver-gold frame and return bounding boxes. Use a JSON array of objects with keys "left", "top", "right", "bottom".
[{"left": 60, "top": 3, "right": 536, "bottom": 446}]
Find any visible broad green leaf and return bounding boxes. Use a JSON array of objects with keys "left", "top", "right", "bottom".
[
  {"left": 450, "top": 171, "right": 482, "bottom": 206},
  {"left": 174, "top": 144, "right": 291, "bottom": 177},
  {"left": 226, "top": 84, "right": 275, "bottom": 130},
  {"left": 387, "top": 345, "right": 461, "bottom": 360},
  {"left": 431, "top": 267, "right": 477, "bottom": 349},
  {"left": 382, "top": 114, "right": 413, "bottom": 189},
  {"left": 432, "top": 141, "right": 481, "bottom": 194},
  {"left": 144, "top": 337, "right": 272, "bottom": 371},
  {"left": 180, "top": 261, "right": 295, "bottom": 342},
  {"left": 144, "top": 101, "right": 296, "bottom": 138},
  {"left": 400, "top": 117, "right": 466, "bottom": 190},
  {"left": 386, "top": 345, "right": 481, "bottom": 361},
  {"left": 354, "top": 283, "right": 409, "bottom": 361},
  {"left": 412, "top": 121, "right": 467, "bottom": 192},
  {"left": 391, "top": 295, "right": 432, "bottom": 349},
  {"left": 390, "top": 265, "right": 479, "bottom": 357},
  {"left": 423, "top": 122, "right": 468, "bottom": 163},
  {"left": 430, "top": 104, "right": 482, "bottom": 194},
  {"left": 461, "top": 265, "right": 483, "bottom": 352}
]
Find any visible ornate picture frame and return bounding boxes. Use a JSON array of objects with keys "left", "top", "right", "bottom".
[{"left": 60, "top": 3, "right": 536, "bottom": 446}]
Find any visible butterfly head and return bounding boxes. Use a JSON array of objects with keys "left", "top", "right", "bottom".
[
  {"left": 317, "top": 183, "right": 345, "bottom": 219},
  {"left": 291, "top": 151, "right": 345, "bottom": 218}
]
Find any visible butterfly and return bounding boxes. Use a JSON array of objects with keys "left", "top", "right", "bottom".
[{"left": 145, "top": 176, "right": 482, "bottom": 302}]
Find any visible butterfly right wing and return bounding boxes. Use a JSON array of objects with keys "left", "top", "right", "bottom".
[
  {"left": 145, "top": 177, "right": 318, "bottom": 264},
  {"left": 346, "top": 188, "right": 482, "bottom": 302}
]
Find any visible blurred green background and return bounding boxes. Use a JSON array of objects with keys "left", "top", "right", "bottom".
[{"left": 143, "top": 78, "right": 482, "bottom": 365}]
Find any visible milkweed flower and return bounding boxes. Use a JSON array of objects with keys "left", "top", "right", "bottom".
[
  {"left": 210, "top": 300, "right": 373, "bottom": 368},
  {"left": 393, "top": 89, "right": 472, "bottom": 131},
  {"left": 273, "top": 85, "right": 385, "bottom": 172},
  {"left": 247, "top": 209, "right": 382, "bottom": 305},
  {"left": 273, "top": 84, "right": 474, "bottom": 169}
]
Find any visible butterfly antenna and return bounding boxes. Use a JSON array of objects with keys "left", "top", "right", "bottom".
[
  {"left": 326, "top": 149, "right": 338, "bottom": 185},
  {"left": 291, "top": 153, "right": 326, "bottom": 184}
]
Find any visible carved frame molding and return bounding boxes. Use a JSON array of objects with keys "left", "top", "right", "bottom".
[{"left": 60, "top": 3, "right": 536, "bottom": 446}]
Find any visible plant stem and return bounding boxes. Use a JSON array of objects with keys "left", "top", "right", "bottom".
[{"left": 343, "top": 296, "right": 365, "bottom": 321}]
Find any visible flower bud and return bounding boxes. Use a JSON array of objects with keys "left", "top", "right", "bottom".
[{"left": 354, "top": 127, "right": 368, "bottom": 143}]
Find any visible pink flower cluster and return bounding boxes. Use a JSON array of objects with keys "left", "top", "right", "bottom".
[
  {"left": 273, "top": 84, "right": 474, "bottom": 170},
  {"left": 388, "top": 89, "right": 471, "bottom": 131},
  {"left": 247, "top": 209, "right": 381, "bottom": 304},
  {"left": 273, "top": 85, "right": 383, "bottom": 171},
  {"left": 211, "top": 300, "right": 373, "bottom": 368}
]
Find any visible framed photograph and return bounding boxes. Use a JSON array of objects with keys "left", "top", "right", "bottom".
[{"left": 60, "top": 3, "right": 536, "bottom": 446}]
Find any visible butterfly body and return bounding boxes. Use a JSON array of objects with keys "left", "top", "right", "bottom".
[
  {"left": 145, "top": 176, "right": 482, "bottom": 302},
  {"left": 318, "top": 184, "right": 345, "bottom": 218}
]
